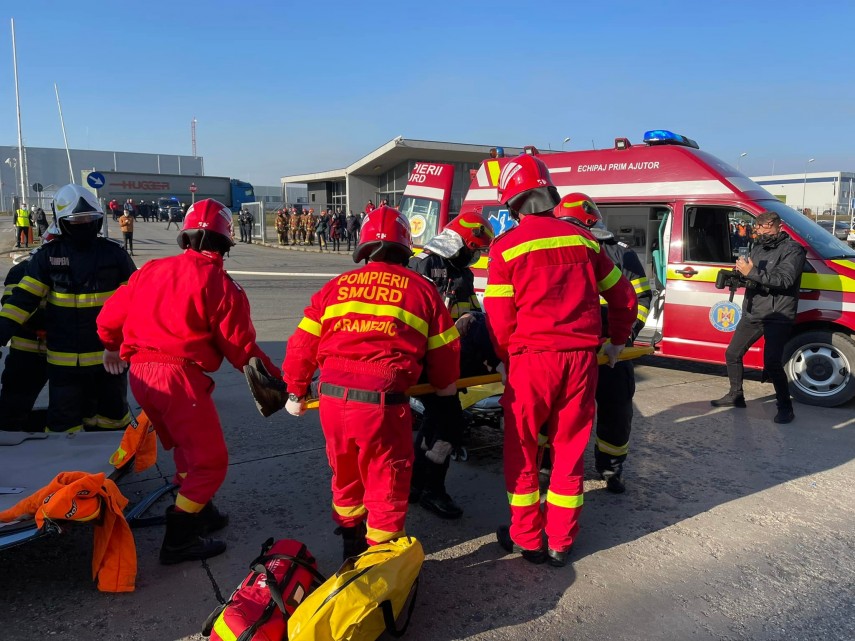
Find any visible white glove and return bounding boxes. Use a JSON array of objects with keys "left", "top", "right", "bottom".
[
  {"left": 603, "top": 342, "right": 625, "bottom": 368},
  {"left": 103, "top": 350, "right": 128, "bottom": 375},
  {"left": 496, "top": 362, "right": 507, "bottom": 385},
  {"left": 425, "top": 440, "right": 453, "bottom": 464},
  {"left": 285, "top": 395, "right": 306, "bottom": 417}
]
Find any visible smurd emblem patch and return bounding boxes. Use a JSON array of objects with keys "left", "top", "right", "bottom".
[
  {"left": 710, "top": 301, "right": 741, "bottom": 332},
  {"left": 410, "top": 215, "right": 426, "bottom": 238}
]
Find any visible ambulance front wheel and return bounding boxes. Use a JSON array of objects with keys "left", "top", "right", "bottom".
[{"left": 784, "top": 330, "right": 855, "bottom": 407}]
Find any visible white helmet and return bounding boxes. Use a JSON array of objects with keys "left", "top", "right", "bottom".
[{"left": 47, "top": 184, "right": 103, "bottom": 235}]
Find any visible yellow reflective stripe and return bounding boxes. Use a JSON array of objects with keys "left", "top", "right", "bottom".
[
  {"left": 332, "top": 502, "right": 367, "bottom": 518},
  {"left": 599, "top": 296, "right": 607, "bottom": 305},
  {"left": 546, "top": 490, "right": 584, "bottom": 509},
  {"left": 3, "top": 285, "right": 15, "bottom": 297},
  {"left": 79, "top": 351, "right": 105, "bottom": 367},
  {"left": 46, "top": 350, "right": 104, "bottom": 366},
  {"left": 48, "top": 290, "right": 115, "bottom": 308},
  {"left": 484, "top": 284, "right": 515, "bottom": 298},
  {"left": 297, "top": 316, "right": 322, "bottom": 337},
  {"left": 426, "top": 325, "right": 460, "bottom": 351},
  {"left": 366, "top": 525, "right": 405, "bottom": 544},
  {"left": 321, "top": 301, "right": 428, "bottom": 337},
  {"left": 595, "top": 437, "right": 629, "bottom": 456},
  {"left": 46, "top": 425, "right": 83, "bottom": 433},
  {"left": 10, "top": 336, "right": 45, "bottom": 354},
  {"left": 507, "top": 490, "right": 540, "bottom": 507},
  {"left": 537, "top": 433, "right": 549, "bottom": 447},
  {"left": 502, "top": 235, "right": 600, "bottom": 262},
  {"left": 598, "top": 265, "right": 622, "bottom": 292},
  {"left": 632, "top": 278, "right": 651, "bottom": 294},
  {"left": 47, "top": 350, "right": 77, "bottom": 365},
  {"left": 18, "top": 276, "right": 50, "bottom": 298},
  {"left": 175, "top": 494, "right": 206, "bottom": 513},
  {"left": 109, "top": 446, "right": 128, "bottom": 466},
  {"left": 212, "top": 616, "right": 237, "bottom": 641},
  {"left": 94, "top": 413, "right": 130, "bottom": 429},
  {"left": 0, "top": 304, "right": 32, "bottom": 324},
  {"left": 637, "top": 304, "right": 650, "bottom": 323}
]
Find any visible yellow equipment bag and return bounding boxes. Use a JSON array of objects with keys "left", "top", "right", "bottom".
[{"left": 288, "top": 536, "right": 424, "bottom": 641}]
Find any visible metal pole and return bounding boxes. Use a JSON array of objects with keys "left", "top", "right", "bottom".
[
  {"left": 802, "top": 158, "right": 815, "bottom": 212},
  {"left": 11, "top": 19, "right": 27, "bottom": 206},
  {"left": 55, "top": 84, "right": 75, "bottom": 183}
]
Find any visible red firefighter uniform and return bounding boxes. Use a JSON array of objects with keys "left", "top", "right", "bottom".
[
  {"left": 283, "top": 261, "right": 460, "bottom": 545},
  {"left": 484, "top": 214, "right": 636, "bottom": 553},
  {"left": 97, "top": 249, "right": 278, "bottom": 513}
]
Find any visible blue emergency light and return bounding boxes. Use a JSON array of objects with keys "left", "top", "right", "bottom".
[{"left": 643, "top": 130, "right": 700, "bottom": 149}]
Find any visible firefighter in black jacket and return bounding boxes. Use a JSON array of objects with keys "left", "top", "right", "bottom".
[
  {"left": 558, "top": 193, "right": 652, "bottom": 493},
  {"left": 0, "top": 251, "right": 50, "bottom": 430},
  {"left": 0, "top": 185, "right": 137, "bottom": 433},
  {"left": 407, "top": 209, "right": 495, "bottom": 518}
]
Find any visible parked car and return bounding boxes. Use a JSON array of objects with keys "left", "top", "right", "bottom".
[
  {"left": 816, "top": 220, "right": 849, "bottom": 240},
  {"left": 157, "top": 197, "right": 183, "bottom": 223}
]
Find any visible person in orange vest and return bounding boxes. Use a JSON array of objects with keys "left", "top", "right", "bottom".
[
  {"left": 282, "top": 206, "right": 460, "bottom": 559},
  {"left": 119, "top": 209, "right": 135, "bottom": 256},
  {"left": 483, "top": 156, "right": 636, "bottom": 568},
  {"left": 97, "top": 198, "right": 279, "bottom": 564}
]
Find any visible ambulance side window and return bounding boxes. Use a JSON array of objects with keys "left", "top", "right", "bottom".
[{"left": 683, "top": 206, "right": 748, "bottom": 264}]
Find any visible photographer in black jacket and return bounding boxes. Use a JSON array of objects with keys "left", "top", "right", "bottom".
[{"left": 711, "top": 211, "right": 806, "bottom": 423}]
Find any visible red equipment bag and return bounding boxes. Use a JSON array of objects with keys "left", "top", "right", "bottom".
[{"left": 202, "top": 537, "right": 326, "bottom": 641}]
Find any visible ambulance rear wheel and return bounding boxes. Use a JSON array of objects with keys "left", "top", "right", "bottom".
[{"left": 784, "top": 331, "right": 855, "bottom": 407}]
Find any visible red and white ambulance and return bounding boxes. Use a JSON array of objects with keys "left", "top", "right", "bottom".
[{"left": 399, "top": 131, "right": 855, "bottom": 407}]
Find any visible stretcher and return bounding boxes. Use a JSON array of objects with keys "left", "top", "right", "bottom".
[
  {"left": 0, "top": 417, "right": 175, "bottom": 552},
  {"left": 304, "top": 345, "right": 654, "bottom": 410}
]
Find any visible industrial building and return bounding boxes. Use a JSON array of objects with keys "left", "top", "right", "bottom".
[
  {"left": 750, "top": 171, "right": 855, "bottom": 219},
  {"left": 0, "top": 145, "right": 203, "bottom": 212},
  {"left": 281, "top": 138, "right": 524, "bottom": 214}
]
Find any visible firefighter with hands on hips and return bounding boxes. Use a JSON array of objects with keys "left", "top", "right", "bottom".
[
  {"left": 97, "top": 198, "right": 280, "bottom": 565},
  {"left": 0, "top": 235, "right": 54, "bottom": 430},
  {"left": 407, "top": 208, "right": 495, "bottom": 519},
  {"left": 557, "top": 193, "right": 651, "bottom": 494},
  {"left": 0, "top": 185, "right": 136, "bottom": 433},
  {"left": 282, "top": 205, "right": 461, "bottom": 560},
  {"left": 483, "top": 156, "right": 636, "bottom": 568}
]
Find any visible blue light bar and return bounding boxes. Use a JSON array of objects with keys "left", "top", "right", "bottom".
[{"left": 643, "top": 130, "right": 699, "bottom": 149}]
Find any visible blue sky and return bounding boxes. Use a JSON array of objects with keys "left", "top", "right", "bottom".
[{"left": 1, "top": 0, "right": 853, "bottom": 186}]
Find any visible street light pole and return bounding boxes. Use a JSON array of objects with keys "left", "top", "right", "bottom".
[
  {"left": 802, "top": 158, "right": 815, "bottom": 213},
  {"left": 737, "top": 152, "right": 747, "bottom": 171},
  {"left": 562, "top": 137, "right": 571, "bottom": 151}
]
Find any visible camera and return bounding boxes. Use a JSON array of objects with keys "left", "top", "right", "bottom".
[{"left": 715, "top": 268, "right": 742, "bottom": 291}]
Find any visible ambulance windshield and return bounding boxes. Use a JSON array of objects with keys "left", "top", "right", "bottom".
[
  {"left": 759, "top": 199, "right": 855, "bottom": 259},
  {"left": 399, "top": 196, "right": 441, "bottom": 247}
]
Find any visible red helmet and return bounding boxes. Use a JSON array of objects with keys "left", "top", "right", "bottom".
[
  {"left": 555, "top": 193, "right": 602, "bottom": 227},
  {"left": 178, "top": 198, "right": 235, "bottom": 251},
  {"left": 446, "top": 209, "right": 494, "bottom": 250},
  {"left": 353, "top": 205, "right": 413, "bottom": 264},
  {"left": 497, "top": 155, "right": 560, "bottom": 215}
]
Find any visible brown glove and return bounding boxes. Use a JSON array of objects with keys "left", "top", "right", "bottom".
[{"left": 243, "top": 357, "right": 287, "bottom": 417}]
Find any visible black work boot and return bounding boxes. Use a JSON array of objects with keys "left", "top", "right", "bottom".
[
  {"left": 601, "top": 471, "right": 626, "bottom": 494},
  {"left": 710, "top": 391, "right": 747, "bottom": 408},
  {"left": 336, "top": 521, "right": 368, "bottom": 561},
  {"left": 197, "top": 500, "right": 229, "bottom": 535},
  {"left": 547, "top": 547, "right": 569, "bottom": 568},
  {"left": 159, "top": 506, "right": 226, "bottom": 565},
  {"left": 419, "top": 459, "right": 463, "bottom": 519},
  {"left": 496, "top": 525, "right": 546, "bottom": 564},
  {"left": 774, "top": 404, "right": 795, "bottom": 424}
]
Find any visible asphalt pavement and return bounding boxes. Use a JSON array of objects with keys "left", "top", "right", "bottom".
[{"left": 0, "top": 219, "right": 852, "bottom": 641}]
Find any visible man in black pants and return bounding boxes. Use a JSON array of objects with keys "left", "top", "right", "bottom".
[
  {"left": 711, "top": 211, "right": 806, "bottom": 424},
  {"left": 557, "top": 193, "right": 652, "bottom": 494}
]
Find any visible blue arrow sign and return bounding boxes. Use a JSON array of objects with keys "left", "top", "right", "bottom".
[{"left": 86, "top": 172, "right": 106, "bottom": 189}]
